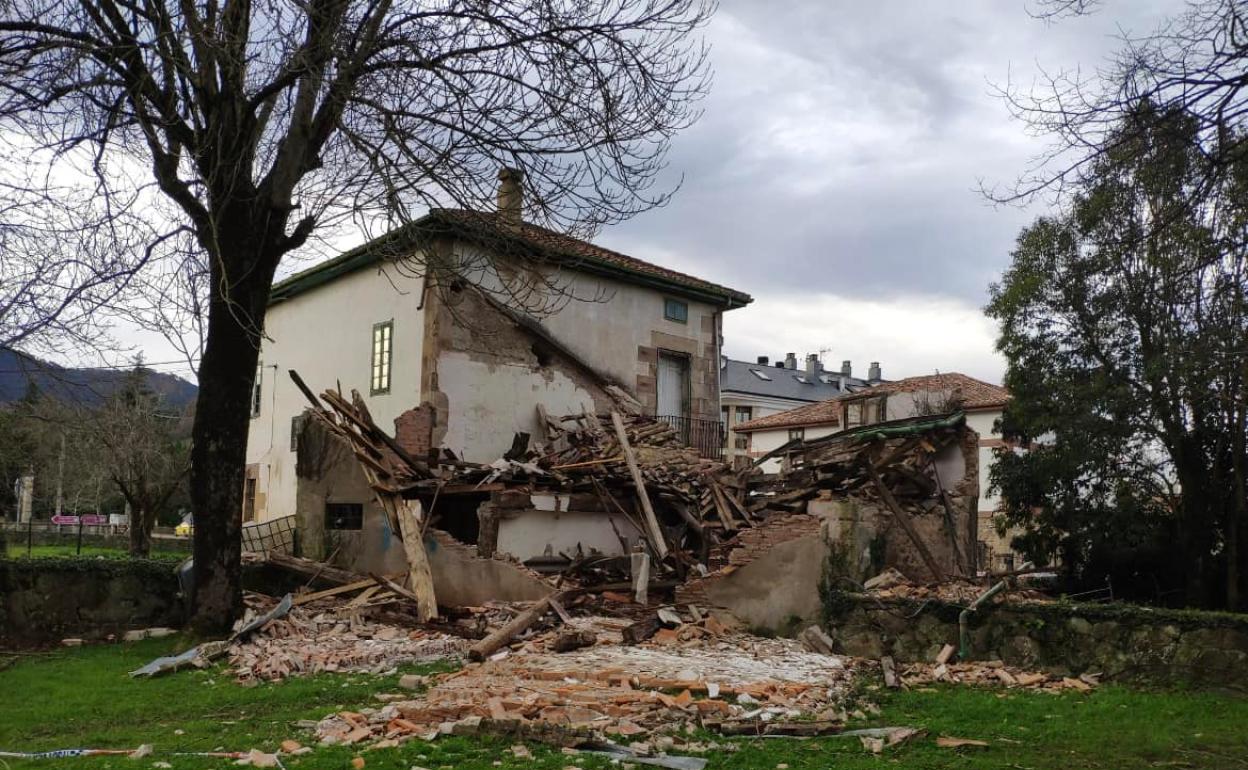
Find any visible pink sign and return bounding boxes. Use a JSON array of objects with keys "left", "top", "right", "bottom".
[
  {"left": 80, "top": 514, "right": 107, "bottom": 525},
  {"left": 50, "top": 514, "right": 79, "bottom": 525}
]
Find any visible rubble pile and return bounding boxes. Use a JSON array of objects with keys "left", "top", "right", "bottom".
[
  {"left": 745, "top": 413, "right": 968, "bottom": 519},
  {"left": 863, "top": 567, "right": 1052, "bottom": 604},
  {"left": 314, "top": 623, "right": 856, "bottom": 747},
  {"left": 897, "top": 660, "right": 1099, "bottom": 692},
  {"left": 228, "top": 594, "right": 468, "bottom": 682}
]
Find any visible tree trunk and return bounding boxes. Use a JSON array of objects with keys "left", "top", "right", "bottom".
[
  {"left": 1176, "top": 456, "right": 1214, "bottom": 608},
  {"left": 1229, "top": 397, "right": 1247, "bottom": 612},
  {"left": 187, "top": 242, "right": 275, "bottom": 634},
  {"left": 129, "top": 506, "right": 152, "bottom": 558}
]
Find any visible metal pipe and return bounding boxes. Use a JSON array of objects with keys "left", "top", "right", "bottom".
[{"left": 958, "top": 562, "right": 1032, "bottom": 660}]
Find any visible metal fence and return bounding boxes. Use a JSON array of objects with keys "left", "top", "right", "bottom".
[
  {"left": 656, "top": 414, "right": 725, "bottom": 461},
  {"left": 241, "top": 515, "right": 297, "bottom": 554}
]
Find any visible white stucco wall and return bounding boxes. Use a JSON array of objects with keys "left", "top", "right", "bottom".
[
  {"left": 746, "top": 424, "right": 839, "bottom": 473},
  {"left": 539, "top": 270, "right": 720, "bottom": 393},
  {"left": 497, "top": 509, "right": 645, "bottom": 561},
  {"left": 245, "top": 261, "right": 426, "bottom": 521},
  {"left": 964, "top": 409, "right": 1002, "bottom": 513},
  {"left": 437, "top": 350, "right": 601, "bottom": 462}
]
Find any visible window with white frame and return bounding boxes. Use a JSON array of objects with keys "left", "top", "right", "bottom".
[
  {"left": 371, "top": 321, "right": 393, "bottom": 395},
  {"left": 250, "top": 365, "right": 263, "bottom": 418}
]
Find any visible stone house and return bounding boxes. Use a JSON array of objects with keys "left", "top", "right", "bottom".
[
  {"left": 734, "top": 372, "right": 1023, "bottom": 573},
  {"left": 243, "top": 170, "right": 750, "bottom": 571}
]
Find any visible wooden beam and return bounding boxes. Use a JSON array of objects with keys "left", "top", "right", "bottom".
[
  {"left": 467, "top": 589, "right": 573, "bottom": 661},
  {"left": 396, "top": 499, "right": 438, "bottom": 622},
  {"left": 867, "top": 464, "right": 945, "bottom": 582},
  {"left": 610, "top": 411, "right": 669, "bottom": 559},
  {"left": 268, "top": 552, "right": 364, "bottom": 586},
  {"left": 292, "top": 577, "right": 376, "bottom": 606}
]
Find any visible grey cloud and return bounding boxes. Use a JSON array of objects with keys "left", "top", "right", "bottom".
[{"left": 598, "top": 1, "right": 1182, "bottom": 308}]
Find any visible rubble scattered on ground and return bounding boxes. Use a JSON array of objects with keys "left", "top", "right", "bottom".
[
  {"left": 897, "top": 660, "right": 1099, "bottom": 692},
  {"left": 313, "top": 613, "right": 855, "bottom": 748},
  {"left": 862, "top": 567, "right": 1052, "bottom": 604},
  {"left": 228, "top": 594, "right": 467, "bottom": 682}
]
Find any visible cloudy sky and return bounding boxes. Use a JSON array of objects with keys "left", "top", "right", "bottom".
[
  {"left": 103, "top": 0, "right": 1181, "bottom": 385},
  {"left": 589, "top": 0, "right": 1180, "bottom": 383}
]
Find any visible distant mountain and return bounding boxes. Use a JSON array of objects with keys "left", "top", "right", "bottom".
[{"left": 0, "top": 347, "right": 198, "bottom": 410}]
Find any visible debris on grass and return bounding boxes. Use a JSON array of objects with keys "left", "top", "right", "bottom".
[
  {"left": 228, "top": 594, "right": 467, "bottom": 682},
  {"left": 936, "top": 736, "right": 990, "bottom": 748},
  {"left": 897, "top": 660, "right": 1098, "bottom": 692},
  {"left": 312, "top": 615, "right": 854, "bottom": 750}
]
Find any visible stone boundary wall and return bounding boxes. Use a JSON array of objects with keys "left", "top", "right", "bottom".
[
  {"left": 0, "top": 558, "right": 184, "bottom": 644},
  {"left": 824, "top": 592, "right": 1248, "bottom": 690}
]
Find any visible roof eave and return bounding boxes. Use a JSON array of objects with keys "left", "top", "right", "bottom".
[{"left": 267, "top": 213, "right": 753, "bottom": 308}]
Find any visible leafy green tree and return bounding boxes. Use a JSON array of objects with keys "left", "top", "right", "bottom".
[{"left": 988, "top": 103, "right": 1248, "bottom": 609}]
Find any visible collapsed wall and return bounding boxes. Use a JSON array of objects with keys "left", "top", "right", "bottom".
[{"left": 674, "top": 415, "right": 981, "bottom": 631}]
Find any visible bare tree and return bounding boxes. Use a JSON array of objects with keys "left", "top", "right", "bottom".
[
  {"left": 89, "top": 367, "right": 189, "bottom": 557},
  {"left": 995, "top": 0, "right": 1248, "bottom": 205},
  {"left": 0, "top": 0, "right": 714, "bottom": 631}
]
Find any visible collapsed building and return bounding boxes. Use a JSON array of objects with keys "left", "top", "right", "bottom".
[
  {"left": 289, "top": 371, "right": 983, "bottom": 631},
  {"left": 236, "top": 168, "right": 989, "bottom": 629}
]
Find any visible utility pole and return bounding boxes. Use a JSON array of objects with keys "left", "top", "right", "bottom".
[{"left": 54, "top": 432, "right": 65, "bottom": 518}]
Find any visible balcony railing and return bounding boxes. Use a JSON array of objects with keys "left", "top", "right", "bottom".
[{"left": 656, "top": 414, "right": 725, "bottom": 461}]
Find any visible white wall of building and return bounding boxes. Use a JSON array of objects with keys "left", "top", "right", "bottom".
[
  {"left": 539, "top": 270, "right": 720, "bottom": 393},
  {"left": 437, "top": 350, "right": 601, "bottom": 462},
  {"left": 747, "top": 423, "right": 840, "bottom": 473},
  {"left": 245, "top": 260, "right": 426, "bottom": 521},
  {"left": 964, "top": 409, "right": 1003, "bottom": 514},
  {"left": 720, "top": 392, "right": 812, "bottom": 464}
]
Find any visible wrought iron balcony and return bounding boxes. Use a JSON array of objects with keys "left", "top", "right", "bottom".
[{"left": 655, "top": 414, "right": 725, "bottom": 461}]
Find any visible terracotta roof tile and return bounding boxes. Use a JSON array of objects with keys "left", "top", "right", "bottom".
[
  {"left": 430, "top": 209, "right": 751, "bottom": 305},
  {"left": 735, "top": 372, "right": 1009, "bottom": 433},
  {"left": 733, "top": 400, "right": 842, "bottom": 432},
  {"left": 271, "top": 209, "right": 752, "bottom": 306}
]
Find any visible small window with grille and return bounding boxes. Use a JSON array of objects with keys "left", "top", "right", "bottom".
[{"left": 325, "top": 502, "right": 364, "bottom": 530}]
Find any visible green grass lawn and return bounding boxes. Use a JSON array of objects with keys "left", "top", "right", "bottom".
[
  {"left": 2, "top": 544, "right": 187, "bottom": 559},
  {"left": 1, "top": 636, "right": 1246, "bottom": 769}
]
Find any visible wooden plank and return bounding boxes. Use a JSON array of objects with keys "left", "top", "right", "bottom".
[
  {"left": 292, "top": 577, "right": 377, "bottom": 606},
  {"left": 610, "top": 411, "right": 669, "bottom": 560},
  {"left": 372, "top": 572, "right": 422, "bottom": 605},
  {"left": 396, "top": 499, "right": 438, "bottom": 622},
  {"left": 547, "top": 597, "right": 573, "bottom": 624},
  {"left": 345, "top": 584, "right": 382, "bottom": 608},
  {"left": 710, "top": 483, "right": 739, "bottom": 532},
  {"left": 268, "top": 552, "right": 364, "bottom": 587},
  {"left": 867, "top": 464, "right": 945, "bottom": 582}
]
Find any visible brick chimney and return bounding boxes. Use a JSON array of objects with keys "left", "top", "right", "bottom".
[
  {"left": 841, "top": 360, "right": 852, "bottom": 377},
  {"left": 868, "top": 361, "right": 881, "bottom": 381},
  {"left": 805, "top": 353, "right": 820, "bottom": 380},
  {"left": 497, "top": 167, "right": 524, "bottom": 224},
  {"left": 785, "top": 352, "right": 797, "bottom": 370}
]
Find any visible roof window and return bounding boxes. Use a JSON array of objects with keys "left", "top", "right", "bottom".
[{"left": 749, "top": 369, "right": 772, "bottom": 381}]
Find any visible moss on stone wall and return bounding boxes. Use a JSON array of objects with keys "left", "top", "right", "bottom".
[{"left": 822, "top": 590, "right": 1248, "bottom": 689}]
